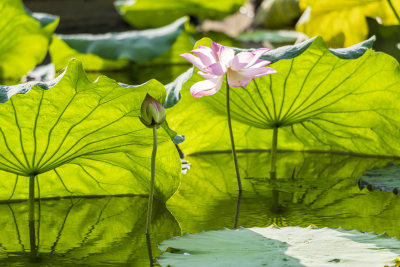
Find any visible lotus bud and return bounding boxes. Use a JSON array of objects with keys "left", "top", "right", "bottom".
[{"left": 140, "top": 94, "right": 166, "bottom": 128}]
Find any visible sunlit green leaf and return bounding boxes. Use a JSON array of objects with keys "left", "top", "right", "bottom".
[
  {"left": 0, "top": 196, "right": 180, "bottom": 266},
  {"left": 167, "top": 37, "right": 400, "bottom": 157},
  {"left": 296, "top": 0, "right": 400, "bottom": 47},
  {"left": 0, "top": 0, "right": 58, "bottom": 80},
  {"left": 0, "top": 59, "right": 180, "bottom": 201},
  {"left": 49, "top": 17, "right": 189, "bottom": 71},
  {"left": 158, "top": 226, "right": 400, "bottom": 267},
  {"left": 114, "top": 0, "right": 247, "bottom": 28}
]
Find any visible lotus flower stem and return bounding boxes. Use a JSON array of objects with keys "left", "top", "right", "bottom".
[
  {"left": 270, "top": 127, "right": 278, "bottom": 179},
  {"left": 146, "top": 127, "right": 157, "bottom": 235},
  {"left": 226, "top": 77, "right": 242, "bottom": 192},
  {"left": 387, "top": 0, "right": 400, "bottom": 24}
]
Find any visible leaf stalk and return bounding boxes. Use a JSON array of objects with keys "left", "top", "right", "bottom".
[
  {"left": 226, "top": 77, "right": 242, "bottom": 192},
  {"left": 146, "top": 127, "right": 157, "bottom": 236}
]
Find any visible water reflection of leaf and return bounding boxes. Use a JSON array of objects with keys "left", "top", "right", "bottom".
[
  {"left": 167, "top": 152, "right": 400, "bottom": 238},
  {"left": 0, "top": 196, "right": 180, "bottom": 266}
]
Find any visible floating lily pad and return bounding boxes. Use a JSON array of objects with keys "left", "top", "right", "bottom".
[
  {"left": 158, "top": 226, "right": 400, "bottom": 267},
  {"left": 358, "top": 164, "right": 400, "bottom": 193}
]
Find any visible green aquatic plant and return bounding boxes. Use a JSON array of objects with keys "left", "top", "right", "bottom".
[
  {"left": 167, "top": 36, "right": 400, "bottom": 174},
  {"left": 0, "top": 59, "right": 181, "bottom": 229},
  {"left": 139, "top": 94, "right": 167, "bottom": 239},
  {"left": 0, "top": 0, "right": 58, "bottom": 80},
  {"left": 180, "top": 39, "right": 276, "bottom": 190}
]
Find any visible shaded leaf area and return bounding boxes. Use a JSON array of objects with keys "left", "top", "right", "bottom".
[
  {"left": 158, "top": 226, "right": 400, "bottom": 267},
  {"left": 368, "top": 17, "right": 400, "bottom": 62},
  {"left": 0, "top": 196, "right": 180, "bottom": 266},
  {"left": 168, "top": 37, "right": 400, "bottom": 156},
  {"left": 296, "top": 0, "right": 400, "bottom": 47},
  {"left": 254, "top": 0, "right": 302, "bottom": 29},
  {"left": 167, "top": 152, "right": 400, "bottom": 238},
  {"left": 358, "top": 164, "right": 400, "bottom": 193},
  {"left": 0, "top": 59, "right": 180, "bottom": 201},
  {"left": 237, "top": 30, "right": 307, "bottom": 46},
  {"left": 0, "top": 0, "right": 58, "bottom": 80},
  {"left": 114, "top": 0, "right": 246, "bottom": 29},
  {"left": 49, "top": 17, "right": 191, "bottom": 71}
]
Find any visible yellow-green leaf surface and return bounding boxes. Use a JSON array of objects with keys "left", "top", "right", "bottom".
[
  {"left": 167, "top": 37, "right": 400, "bottom": 156},
  {"left": 0, "top": 197, "right": 180, "bottom": 266},
  {"left": 114, "top": 0, "right": 246, "bottom": 28},
  {"left": 0, "top": 0, "right": 58, "bottom": 80},
  {"left": 0, "top": 59, "right": 180, "bottom": 201},
  {"left": 296, "top": 0, "right": 400, "bottom": 47},
  {"left": 49, "top": 17, "right": 189, "bottom": 71}
]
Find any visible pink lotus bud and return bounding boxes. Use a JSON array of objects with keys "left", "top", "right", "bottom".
[{"left": 140, "top": 94, "right": 166, "bottom": 128}]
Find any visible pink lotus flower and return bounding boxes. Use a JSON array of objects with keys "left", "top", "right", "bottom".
[{"left": 181, "top": 42, "right": 276, "bottom": 98}]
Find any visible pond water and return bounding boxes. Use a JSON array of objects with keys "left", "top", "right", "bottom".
[{"left": 1, "top": 151, "right": 399, "bottom": 266}]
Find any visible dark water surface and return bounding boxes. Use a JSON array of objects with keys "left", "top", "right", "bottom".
[{"left": 1, "top": 151, "right": 400, "bottom": 266}]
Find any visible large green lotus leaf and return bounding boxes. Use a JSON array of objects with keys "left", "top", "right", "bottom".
[
  {"left": 114, "top": 0, "right": 247, "bottom": 29},
  {"left": 0, "top": 59, "right": 180, "bottom": 201},
  {"left": 158, "top": 226, "right": 400, "bottom": 267},
  {"left": 296, "top": 0, "right": 400, "bottom": 47},
  {"left": 0, "top": 0, "right": 58, "bottom": 80},
  {"left": 49, "top": 17, "right": 188, "bottom": 71},
  {"left": 167, "top": 152, "right": 400, "bottom": 238},
  {"left": 167, "top": 37, "right": 400, "bottom": 156},
  {"left": 0, "top": 196, "right": 180, "bottom": 266}
]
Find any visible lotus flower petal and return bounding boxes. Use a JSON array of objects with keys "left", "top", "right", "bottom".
[
  {"left": 190, "top": 77, "right": 223, "bottom": 98},
  {"left": 228, "top": 67, "right": 277, "bottom": 87},
  {"left": 180, "top": 53, "right": 206, "bottom": 70}
]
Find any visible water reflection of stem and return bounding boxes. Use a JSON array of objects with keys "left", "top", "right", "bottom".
[
  {"left": 28, "top": 175, "right": 39, "bottom": 261},
  {"left": 387, "top": 0, "right": 400, "bottom": 24},
  {"left": 233, "top": 190, "right": 242, "bottom": 229},
  {"left": 226, "top": 77, "right": 242, "bottom": 192},
  {"left": 145, "top": 233, "right": 154, "bottom": 267},
  {"left": 270, "top": 127, "right": 278, "bottom": 179},
  {"left": 146, "top": 127, "right": 157, "bottom": 235}
]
